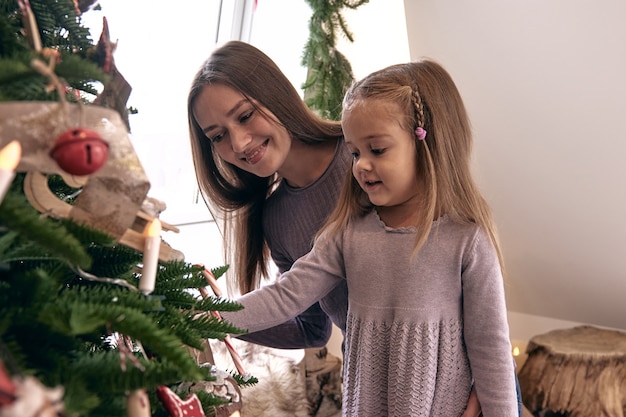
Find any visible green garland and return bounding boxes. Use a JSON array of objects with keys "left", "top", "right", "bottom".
[{"left": 302, "top": 0, "right": 369, "bottom": 120}]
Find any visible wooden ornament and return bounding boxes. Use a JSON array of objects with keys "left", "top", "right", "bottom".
[
  {"left": 0, "top": 102, "right": 148, "bottom": 238},
  {"left": 0, "top": 376, "right": 64, "bottom": 417},
  {"left": 0, "top": 361, "right": 16, "bottom": 407},
  {"left": 0, "top": 102, "right": 184, "bottom": 262},
  {"left": 156, "top": 386, "right": 205, "bottom": 417},
  {"left": 175, "top": 368, "right": 243, "bottom": 417}
]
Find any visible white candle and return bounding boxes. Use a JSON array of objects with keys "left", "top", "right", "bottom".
[
  {"left": 0, "top": 140, "right": 21, "bottom": 203},
  {"left": 139, "top": 218, "right": 161, "bottom": 295},
  {"left": 126, "top": 389, "right": 151, "bottom": 417}
]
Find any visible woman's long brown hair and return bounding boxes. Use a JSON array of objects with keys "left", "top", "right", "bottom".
[{"left": 187, "top": 41, "right": 343, "bottom": 294}]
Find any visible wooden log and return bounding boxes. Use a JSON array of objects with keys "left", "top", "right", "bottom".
[{"left": 518, "top": 325, "right": 626, "bottom": 417}]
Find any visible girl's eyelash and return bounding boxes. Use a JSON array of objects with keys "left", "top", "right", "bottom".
[{"left": 349, "top": 148, "right": 385, "bottom": 158}]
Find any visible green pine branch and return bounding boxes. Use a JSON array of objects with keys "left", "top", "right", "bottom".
[
  {"left": 0, "top": 189, "right": 92, "bottom": 269},
  {"left": 0, "top": 2, "right": 253, "bottom": 415},
  {"left": 0, "top": 0, "right": 106, "bottom": 103},
  {"left": 301, "top": 0, "right": 368, "bottom": 120}
]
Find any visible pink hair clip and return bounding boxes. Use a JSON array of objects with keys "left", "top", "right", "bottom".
[{"left": 415, "top": 127, "right": 427, "bottom": 140}]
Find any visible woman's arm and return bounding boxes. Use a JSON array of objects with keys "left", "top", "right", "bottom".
[
  {"left": 222, "top": 234, "right": 345, "bottom": 336},
  {"left": 236, "top": 302, "right": 332, "bottom": 348}
]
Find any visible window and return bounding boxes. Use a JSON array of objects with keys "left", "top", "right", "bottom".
[{"left": 84, "top": 1, "right": 409, "bottom": 294}]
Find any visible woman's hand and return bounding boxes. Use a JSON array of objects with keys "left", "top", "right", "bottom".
[{"left": 460, "top": 386, "right": 482, "bottom": 417}]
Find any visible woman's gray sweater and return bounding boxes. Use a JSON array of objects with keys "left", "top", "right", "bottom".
[{"left": 238, "top": 139, "right": 351, "bottom": 348}]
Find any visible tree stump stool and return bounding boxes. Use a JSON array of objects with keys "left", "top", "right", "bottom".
[{"left": 518, "top": 325, "right": 626, "bottom": 417}]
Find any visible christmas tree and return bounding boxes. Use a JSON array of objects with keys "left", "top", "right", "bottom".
[{"left": 0, "top": 1, "right": 254, "bottom": 416}]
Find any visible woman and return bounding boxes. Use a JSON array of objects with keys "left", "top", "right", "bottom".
[{"left": 187, "top": 40, "right": 483, "bottom": 416}]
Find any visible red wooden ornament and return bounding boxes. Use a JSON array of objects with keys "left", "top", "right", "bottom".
[
  {"left": 50, "top": 127, "right": 109, "bottom": 176},
  {"left": 0, "top": 360, "right": 16, "bottom": 407},
  {"left": 156, "top": 386, "right": 206, "bottom": 417}
]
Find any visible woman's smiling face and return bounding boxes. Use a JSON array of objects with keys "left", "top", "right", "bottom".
[{"left": 192, "top": 83, "right": 292, "bottom": 178}]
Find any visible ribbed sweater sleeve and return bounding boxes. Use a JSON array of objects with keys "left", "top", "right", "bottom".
[{"left": 231, "top": 140, "right": 350, "bottom": 349}]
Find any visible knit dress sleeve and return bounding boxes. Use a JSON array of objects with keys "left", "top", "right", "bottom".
[
  {"left": 221, "top": 231, "right": 346, "bottom": 336},
  {"left": 462, "top": 229, "right": 518, "bottom": 416},
  {"left": 235, "top": 303, "right": 332, "bottom": 348}
]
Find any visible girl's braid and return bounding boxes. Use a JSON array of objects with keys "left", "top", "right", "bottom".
[{"left": 412, "top": 84, "right": 426, "bottom": 129}]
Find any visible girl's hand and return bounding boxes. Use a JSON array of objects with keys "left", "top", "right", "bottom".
[{"left": 460, "top": 386, "right": 482, "bottom": 417}]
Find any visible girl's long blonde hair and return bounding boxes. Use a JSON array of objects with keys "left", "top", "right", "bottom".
[
  {"left": 323, "top": 60, "right": 505, "bottom": 270},
  {"left": 187, "top": 41, "right": 343, "bottom": 294}
]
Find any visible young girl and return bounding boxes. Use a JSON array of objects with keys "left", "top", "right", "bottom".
[{"left": 220, "top": 59, "right": 519, "bottom": 416}]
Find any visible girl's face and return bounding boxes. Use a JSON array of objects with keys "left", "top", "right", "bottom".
[
  {"left": 343, "top": 99, "right": 421, "bottom": 221},
  {"left": 192, "top": 84, "right": 292, "bottom": 178}
]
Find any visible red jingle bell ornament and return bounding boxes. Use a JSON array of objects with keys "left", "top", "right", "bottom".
[{"left": 50, "top": 128, "right": 109, "bottom": 176}]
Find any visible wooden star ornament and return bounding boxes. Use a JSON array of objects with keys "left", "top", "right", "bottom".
[
  {"left": 156, "top": 386, "right": 205, "bottom": 417},
  {"left": 0, "top": 360, "right": 16, "bottom": 407}
]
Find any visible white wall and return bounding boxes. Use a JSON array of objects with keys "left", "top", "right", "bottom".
[{"left": 403, "top": 1, "right": 626, "bottom": 338}]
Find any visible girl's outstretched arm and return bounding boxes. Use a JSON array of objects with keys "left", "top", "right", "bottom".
[
  {"left": 222, "top": 234, "right": 346, "bottom": 335},
  {"left": 236, "top": 302, "right": 332, "bottom": 348}
]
